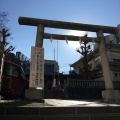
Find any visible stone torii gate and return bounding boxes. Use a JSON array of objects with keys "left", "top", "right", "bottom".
[{"left": 19, "top": 17, "right": 120, "bottom": 102}]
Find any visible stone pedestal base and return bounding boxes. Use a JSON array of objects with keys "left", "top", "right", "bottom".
[
  {"left": 25, "top": 88, "right": 44, "bottom": 102},
  {"left": 102, "top": 90, "right": 120, "bottom": 103}
]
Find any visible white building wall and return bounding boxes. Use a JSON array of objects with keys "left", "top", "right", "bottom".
[
  {"left": 104, "top": 34, "right": 116, "bottom": 43},
  {"left": 109, "top": 34, "right": 116, "bottom": 44},
  {"left": 111, "top": 52, "right": 120, "bottom": 60},
  {"left": 93, "top": 43, "right": 98, "bottom": 50},
  {"left": 74, "top": 68, "right": 79, "bottom": 74}
]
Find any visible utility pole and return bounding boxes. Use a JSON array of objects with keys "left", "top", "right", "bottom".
[
  {"left": 54, "top": 48, "right": 55, "bottom": 80},
  {"left": 53, "top": 48, "right": 56, "bottom": 89},
  {"left": 57, "top": 41, "right": 59, "bottom": 78}
]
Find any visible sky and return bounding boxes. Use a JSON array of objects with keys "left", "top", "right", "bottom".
[{"left": 0, "top": 0, "right": 120, "bottom": 74}]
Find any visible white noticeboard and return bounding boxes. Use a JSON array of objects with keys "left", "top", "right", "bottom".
[{"left": 29, "top": 46, "right": 44, "bottom": 89}]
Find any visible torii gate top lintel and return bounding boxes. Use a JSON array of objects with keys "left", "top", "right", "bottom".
[{"left": 19, "top": 17, "right": 118, "bottom": 34}]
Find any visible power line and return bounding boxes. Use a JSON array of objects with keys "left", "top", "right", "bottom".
[{"left": 60, "top": 65, "right": 70, "bottom": 68}]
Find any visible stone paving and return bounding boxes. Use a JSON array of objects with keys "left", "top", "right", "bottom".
[
  {"left": 0, "top": 99, "right": 120, "bottom": 107},
  {"left": 45, "top": 99, "right": 120, "bottom": 107}
]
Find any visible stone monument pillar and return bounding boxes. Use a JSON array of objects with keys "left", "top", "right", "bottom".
[{"left": 97, "top": 30, "right": 120, "bottom": 103}]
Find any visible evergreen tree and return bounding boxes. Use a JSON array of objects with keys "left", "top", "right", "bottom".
[{"left": 0, "top": 12, "right": 14, "bottom": 86}]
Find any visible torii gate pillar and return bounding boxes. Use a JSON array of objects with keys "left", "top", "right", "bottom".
[
  {"left": 25, "top": 24, "right": 44, "bottom": 102},
  {"left": 97, "top": 30, "right": 120, "bottom": 103},
  {"left": 35, "top": 24, "right": 44, "bottom": 47}
]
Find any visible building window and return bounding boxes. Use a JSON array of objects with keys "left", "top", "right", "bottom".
[
  {"left": 114, "top": 72, "right": 120, "bottom": 81},
  {"left": 115, "top": 73, "right": 118, "bottom": 77}
]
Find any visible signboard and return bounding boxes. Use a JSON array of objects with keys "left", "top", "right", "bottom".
[{"left": 29, "top": 46, "right": 44, "bottom": 89}]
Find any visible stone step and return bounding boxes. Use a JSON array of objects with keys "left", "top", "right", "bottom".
[
  {"left": 1, "top": 106, "right": 120, "bottom": 120},
  {"left": 1, "top": 107, "right": 120, "bottom": 115},
  {"left": 1, "top": 114, "right": 120, "bottom": 120}
]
